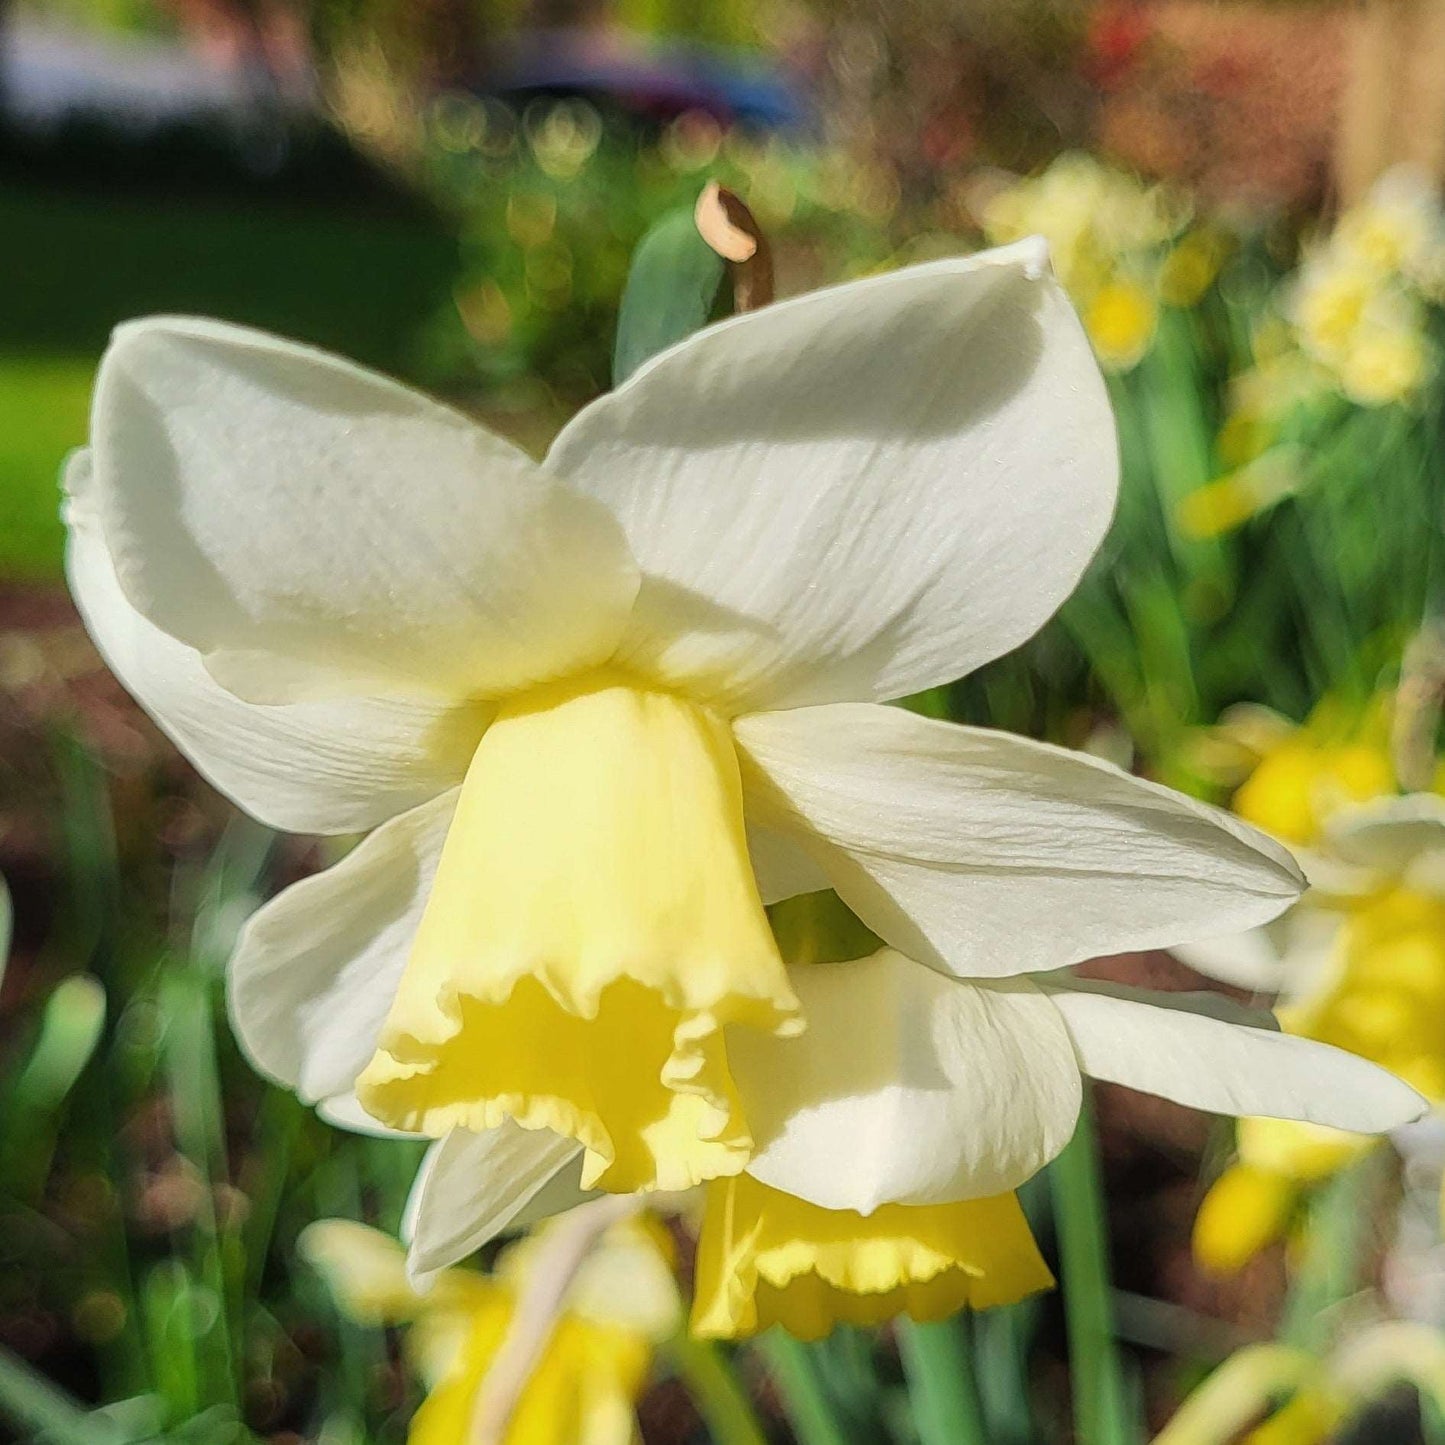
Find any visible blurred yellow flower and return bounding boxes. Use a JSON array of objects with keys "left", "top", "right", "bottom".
[
  {"left": 1158, "top": 1324, "right": 1445, "bottom": 1444},
  {"left": 1337, "top": 320, "right": 1429, "bottom": 406},
  {"left": 1283, "top": 170, "right": 1440, "bottom": 407},
  {"left": 1178, "top": 448, "right": 1304, "bottom": 540},
  {"left": 1293, "top": 257, "right": 1378, "bottom": 367},
  {"left": 300, "top": 1212, "right": 680, "bottom": 1445},
  {"left": 980, "top": 153, "right": 1186, "bottom": 371},
  {"left": 1085, "top": 280, "right": 1159, "bottom": 371},
  {"left": 1183, "top": 713, "right": 1445, "bottom": 1276},
  {"left": 1161, "top": 228, "right": 1232, "bottom": 308},
  {"left": 1229, "top": 700, "right": 1395, "bottom": 847},
  {"left": 1335, "top": 167, "right": 1445, "bottom": 284}
]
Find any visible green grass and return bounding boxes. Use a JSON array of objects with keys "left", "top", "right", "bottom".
[
  {"left": 0, "top": 183, "right": 459, "bottom": 581},
  {"left": 0, "top": 356, "right": 93, "bottom": 579}
]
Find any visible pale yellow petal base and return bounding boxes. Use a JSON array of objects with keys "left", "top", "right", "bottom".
[
  {"left": 691, "top": 1174, "right": 1054, "bottom": 1341},
  {"left": 356, "top": 670, "right": 799, "bottom": 1194}
]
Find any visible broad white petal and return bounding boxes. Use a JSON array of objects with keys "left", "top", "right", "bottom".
[
  {"left": 227, "top": 790, "right": 456, "bottom": 1102},
  {"left": 404, "top": 1126, "right": 590, "bottom": 1283},
  {"left": 67, "top": 460, "right": 485, "bottom": 834},
  {"left": 737, "top": 703, "right": 1304, "bottom": 978},
  {"left": 730, "top": 949, "right": 1082, "bottom": 1214},
  {"left": 89, "top": 317, "right": 638, "bottom": 704},
  {"left": 1045, "top": 978, "right": 1429, "bottom": 1131},
  {"left": 548, "top": 241, "right": 1116, "bottom": 714}
]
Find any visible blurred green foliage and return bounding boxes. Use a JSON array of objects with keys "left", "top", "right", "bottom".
[{"left": 0, "top": 185, "right": 455, "bottom": 579}]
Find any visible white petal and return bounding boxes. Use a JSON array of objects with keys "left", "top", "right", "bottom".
[
  {"left": 316, "top": 1092, "right": 419, "bottom": 1139},
  {"left": 1172, "top": 924, "right": 1292, "bottom": 993},
  {"left": 88, "top": 317, "right": 638, "bottom": 704},
  {"left": 737, "top": 703, "right": 1304, "bottom": 978},
  {"left": 547, "top": 241, "right": 1116, "bottom": 714},
  {"left": 1326, "top": 793, "right": 1445, "bottom": 892},
  {"left": 730, "top": 949, "right": 1082, "bottom": 1214},
  {"left": 67, "top": 458, "right": 485, "bottom": 834},
  {"left": 1044, "top": 978, "right": 1429, "bottom": 1132},
  {"left": 746, "top": 822, "right": 830, "bottom": 905},
  {"left": 1174, "top": 910, "right": 1345, "bottom": 1002},
  {"left": 227, "top": 790, "right": 455, "bottom": 1102},
  {"left": 404, "top": 1126, "right": 591, "bottom": 1283}
]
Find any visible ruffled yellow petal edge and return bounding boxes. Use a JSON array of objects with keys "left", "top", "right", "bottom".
[{"left": 691, "top": 1174, "right": 1053, "bottom": 1341}]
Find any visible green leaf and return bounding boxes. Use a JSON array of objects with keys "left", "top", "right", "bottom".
[
  {"left": 612, "top": 206, "right": 726, "bottom": 386},
  {"left": 12, "top": 975, "right": 106, "bottom": 1115}
]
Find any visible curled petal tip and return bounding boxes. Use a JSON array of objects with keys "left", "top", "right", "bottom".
[{"left": 1016, "top": 234, "right": 1052, "bottom": 279}]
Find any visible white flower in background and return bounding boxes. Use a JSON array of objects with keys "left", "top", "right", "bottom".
[
  {"left": 66, "top": 240, "right": 1426, "bottom": 1304},
  {"left": 1287, "top": 168, "right": 1444, "bottom": 407},
  {"left": 1335, "top": 167, "right": 1445, "bottom": 289}
]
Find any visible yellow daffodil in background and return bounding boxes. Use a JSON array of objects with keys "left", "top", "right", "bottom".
[
  {"left": 1181, "top": 704, "right": 1445, "bottom": 1275},
  {"left": 67, "top": 238, "right": 1426, "bottom": 1342},
  {"left": 299, "top": 1212, "right": 680, "bottom": 1444},
  {"left": 980, "top": 152, "right": 1188, "bottom": 371},
  {"left": 1156, "top": 1324, "right": 1445, "bottom": 1445}
]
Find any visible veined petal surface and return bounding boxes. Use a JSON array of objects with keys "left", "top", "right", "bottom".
[
  {"left": 729, "top": 949, "right": 1082, "bottom": 1214},
  {"left": 737, "top": 702, "right": 1305, "bottom": 978},
  {"left": 66, "top": 455, "right": 486, "bottom": 834},
  {"left": 405, "top": 1126, "right": 591, "bottom": 1283},
  {"left": 1044, "top": 978, "right": 1428, "bottom": 1131},
  {"left": 547, "top": 242, "right": 1117, "bottom": 715},
  {"left": 228, "top": 789, "right": 457, "bottom": 1103},
  {"left": 89, "top": 317, "right": 638, "bottom": 704}
]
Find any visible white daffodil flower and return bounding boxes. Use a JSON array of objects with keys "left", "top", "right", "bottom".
[{"left": 66, "top": 241, "right": 1425, "bottom": 1284}]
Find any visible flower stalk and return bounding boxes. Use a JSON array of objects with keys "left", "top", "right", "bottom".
[
  {"left": 1050, "top": 1087, "right": 1138, "bottom": 1445},
  {"left": 898, "top": 1316, "right": 990, "bottom": 1445}
]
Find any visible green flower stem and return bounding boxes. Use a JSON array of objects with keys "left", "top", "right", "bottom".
[
  {"left": 756, "top": 1330, "right": 855, "bottom": 1445},
  {"left": 898, "top": 1316, "right": 989, "bottom": 1445},
  {"left": 1049, "top": 1088, "right": 1137, "bottom": 1445},
  {"left": 664, "top": 1335, "right": 769, "bottom": 1445},
  {"left": 1280, "top": 1152, "right": 1382, "bottom": 1353}
]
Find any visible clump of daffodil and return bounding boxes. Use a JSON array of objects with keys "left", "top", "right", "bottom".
[
  {"left": 1289, "top": 169, "right": 1445, "bottom": 406},
  {"left": 980, "top": 152, "right": 1194, "bottom": 371},
  {"left": 300, "top": 1211, "right": 679, "bottom": 1443},
  {"left": 1182, "top": 170, "right": 1444, "bottom": 537},
  {"left": 1292, "top": 256, "right": 1430, "bottom": 407},
  {"left": 1155, "top": 1323, "right": 1445, "bottom": 1445},
  {"left": 1179, "top": 700, "right": 1445, "bottom": 1274},
  {"left": 68, "top": 236, "right": 1425, "bottom": 1341}
]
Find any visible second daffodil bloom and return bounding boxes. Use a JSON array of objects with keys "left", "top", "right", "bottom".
[
  {"left": 300, "top": 1212, "right": 679, "bottom": 1444},
  {"left": 66, "top": 240, "right": 1427, "bottom": 1330},
  {"left": 1183, "top": 763, "right": 1445, "bottom": 1274}
]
